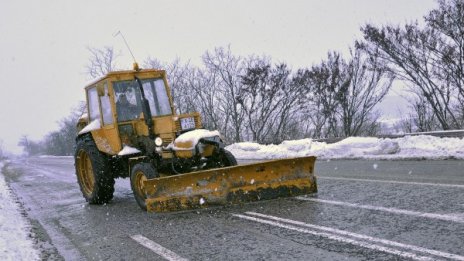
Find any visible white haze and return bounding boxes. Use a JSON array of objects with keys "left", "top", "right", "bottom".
[{"left": 0, "top": 0, "right": 436, "bottom": 154}]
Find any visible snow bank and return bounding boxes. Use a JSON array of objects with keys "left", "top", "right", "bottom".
[
  {"left": 226, "top": 135, "right": 464, "bottom": 160},
  {"left": 0, "top": 162, "right": 39, "bottom": 260},
  {"left": 38, "top": 155, "right": 73, "bottom": 159},
  {"left": 168, "top": 129, "right": 220, "bottom": 150}
]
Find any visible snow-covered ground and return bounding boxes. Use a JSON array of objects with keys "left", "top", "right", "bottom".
[
  {"left": 38, "top": 135, "right": 464, "bottom": 160},
  {"left": 226, "top": 135, "right": 464, "bottom": 160},
  {"left": 0, "top": 161, "right": 39, "bottom": 260}
]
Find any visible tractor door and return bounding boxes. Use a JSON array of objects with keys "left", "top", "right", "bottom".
[
  {"left": 87, "top": 81, "right": 122, "bottom": 155},
  {"left": 98, "top": 81, "right": 121, "bottom": 154}
]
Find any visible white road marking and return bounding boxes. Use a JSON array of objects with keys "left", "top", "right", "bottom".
[
  {"left": 131, "top": 235, "right": 189, "bottom": 261},
  {"left": 240, "top": 212, "right": 464, "bottom": 261},
  {"left": 319, "top": 176, "right": 464, "bottom": 188},
  {"left": 233, "top": 214, "right": 434, "bottom": 261},
  {"left": 296, "top": 197, "right": 464, "bottom": 223}
]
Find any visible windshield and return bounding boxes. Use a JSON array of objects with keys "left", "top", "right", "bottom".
[
  {"left": 141, "top": 78, "right": 172, "bottom": 117},
  {"left": 113, "top": 78, "right": 172, "bottom": 122}
]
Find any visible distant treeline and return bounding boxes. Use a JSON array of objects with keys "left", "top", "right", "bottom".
[{"left": 19, "top": 0, "right": 464, "bottom": 156}]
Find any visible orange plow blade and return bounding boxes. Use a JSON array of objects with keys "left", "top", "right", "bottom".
[{"left": 144, "top": 156, "right": 317, "bottom": 212}]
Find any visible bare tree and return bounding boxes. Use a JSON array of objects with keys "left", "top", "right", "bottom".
[
  {"left": 402, "top": 95, "right": 439, "bottom": 132},
  {"left": 426, "top": 0, "right": 464, "bottom": 116},
  {"left": 239, "top": 59, "right": 300, "bottom": 143},
  {"left": 185, "top": 67, "right": 224, "bottom": 131},
  {"left": 85, "top": 46, "right": 120, "bottom": 79},
  {"left": 300, "top": 52, "right": 349, "bottom": 138},
  {"left": 0, "top": 139, "right": 5, "bottom": 159},
  {"left": 361, "top": 0, "right": 464, "bottom": 130},
  {"left": 202, "top": 46, "right": 246, "bottom": 143},
  {"left": 292, "top": 69, "right": 326, "bottom": 138},
  {"left": 272, "top": 66, "right": 305, "bottom": 142},
  {"left": 144, "top": 57, "right": 196, "bottom": 114},
  {"left": 18, "top": 135, "right": 41, "bottom": 156},
  {"left": 337, "top": 46, "right": 393, "bottom": 136}
]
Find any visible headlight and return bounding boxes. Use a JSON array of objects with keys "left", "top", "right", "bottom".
[
  {"left": 180, "top": 117, "right": 196, "bottom": 130},
  {"left": 155, "top": 137, "right": 163, "bottom": 146}
]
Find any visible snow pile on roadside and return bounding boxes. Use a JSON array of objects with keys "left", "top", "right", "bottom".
[
  {"left": 226, "top": 135, "right": 464, "bottom": 160},
  {"left": 0, "top": 161, "right": 39, "bottom": 260},
  {"left": 38, "top": 155, "right": 73, "bottom": 159}
]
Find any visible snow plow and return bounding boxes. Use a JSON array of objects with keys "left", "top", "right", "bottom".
[
  {"left": 145, "top": 156, "right": 317, "bottom": 212},
  {"left": 74, "top": 63, "right": 317, "bottom": 212}
]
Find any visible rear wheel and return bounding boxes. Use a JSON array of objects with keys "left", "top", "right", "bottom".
[
  {"left": 75, "top": 135, "right": 114, "bottom": 204},
  {"left": 130, "top": 163, "right": 159, "bottom": 211}
]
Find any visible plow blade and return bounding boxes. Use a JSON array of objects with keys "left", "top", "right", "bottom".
[{"left": 144, "top": 156, "right": 317, "bottom": 212}]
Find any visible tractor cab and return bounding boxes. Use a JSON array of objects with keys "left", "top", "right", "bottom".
[{"left": 78, "top": 67, "right": 201, "bottom": 157}]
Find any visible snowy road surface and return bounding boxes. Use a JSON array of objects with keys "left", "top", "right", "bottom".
[
  {"left": 0, "top": 162, "right": 39, "bottom": 260},
  {"left": 2, "top": 157, "right": 464, "bottom": 260}
]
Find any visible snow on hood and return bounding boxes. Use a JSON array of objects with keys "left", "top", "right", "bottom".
[
  {"left": 78, "top": 119, "right": 101, "bottom": 135},
  {"left": 118, "top": 145, "right": 141, "bottom": 156},
  {"left": 168, "top": 129, "right": 220, "bottom": 150},
  {"left": 226, "top": 135, "right": 464, "bottom": 160}
]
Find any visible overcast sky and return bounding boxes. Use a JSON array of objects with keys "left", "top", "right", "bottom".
[{"left": 0, "top": 0, "right": 437, "bottom": 154}]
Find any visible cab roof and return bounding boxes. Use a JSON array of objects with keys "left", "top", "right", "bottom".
[{"left": 85, "top": 68, "right": 167, "bottom": 89}]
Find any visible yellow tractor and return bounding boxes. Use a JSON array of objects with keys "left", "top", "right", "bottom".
[{"left": 74, "top": 64, "right": 317, "bottom": 212}]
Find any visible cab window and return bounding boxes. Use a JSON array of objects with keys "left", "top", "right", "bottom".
[
  {"left": 100, "top": 82, "right": 113, "bottom": 125},
  {"left": 141, "top": 78, "right": 172, "bottom": 116},
  {"left": 113, "top": 80, "right": 143, "bottom": 122},
  {"left": 87, "top": 87, "right": 101, "bottom": 122},
  {"left": 113, "top": 78, "right": 172, "bottom": 123}
]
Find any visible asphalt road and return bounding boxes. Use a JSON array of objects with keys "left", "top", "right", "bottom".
[{"left": 3, "top": 157, "right": 464, "bottom": 261}]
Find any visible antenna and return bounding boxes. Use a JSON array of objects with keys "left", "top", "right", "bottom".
[{"left": 113, "top": 30, "right": 139, "bottom": 70}]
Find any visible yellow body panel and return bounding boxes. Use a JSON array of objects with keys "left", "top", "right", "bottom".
[
  {"left": 154, "top": 116, "right": 177, "bottom": 133},
  {"left": 173, "top": 140, "right": 215, "bottom": 158},
  {"left": 144, "top": 156, "right": 317, "bottom": 212},
  {"left": 174, "top": 140, "right": 193, "bottom": 149},
  {"left": 91, "top": 128, "right": 120, "bottom": 155},
  {"left": 133, "top": 120, "right": 149, "bottom": 137},
  {"left": 175, "top": 150, "right": 194, "bottom": 158}
]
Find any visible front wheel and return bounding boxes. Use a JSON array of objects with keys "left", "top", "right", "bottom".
[
  {"left": 207, "top": 148, "right": 237, "bottom": 169},
  {"left": 130, "top": 163, "right": 159, "bottom": 211}
]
